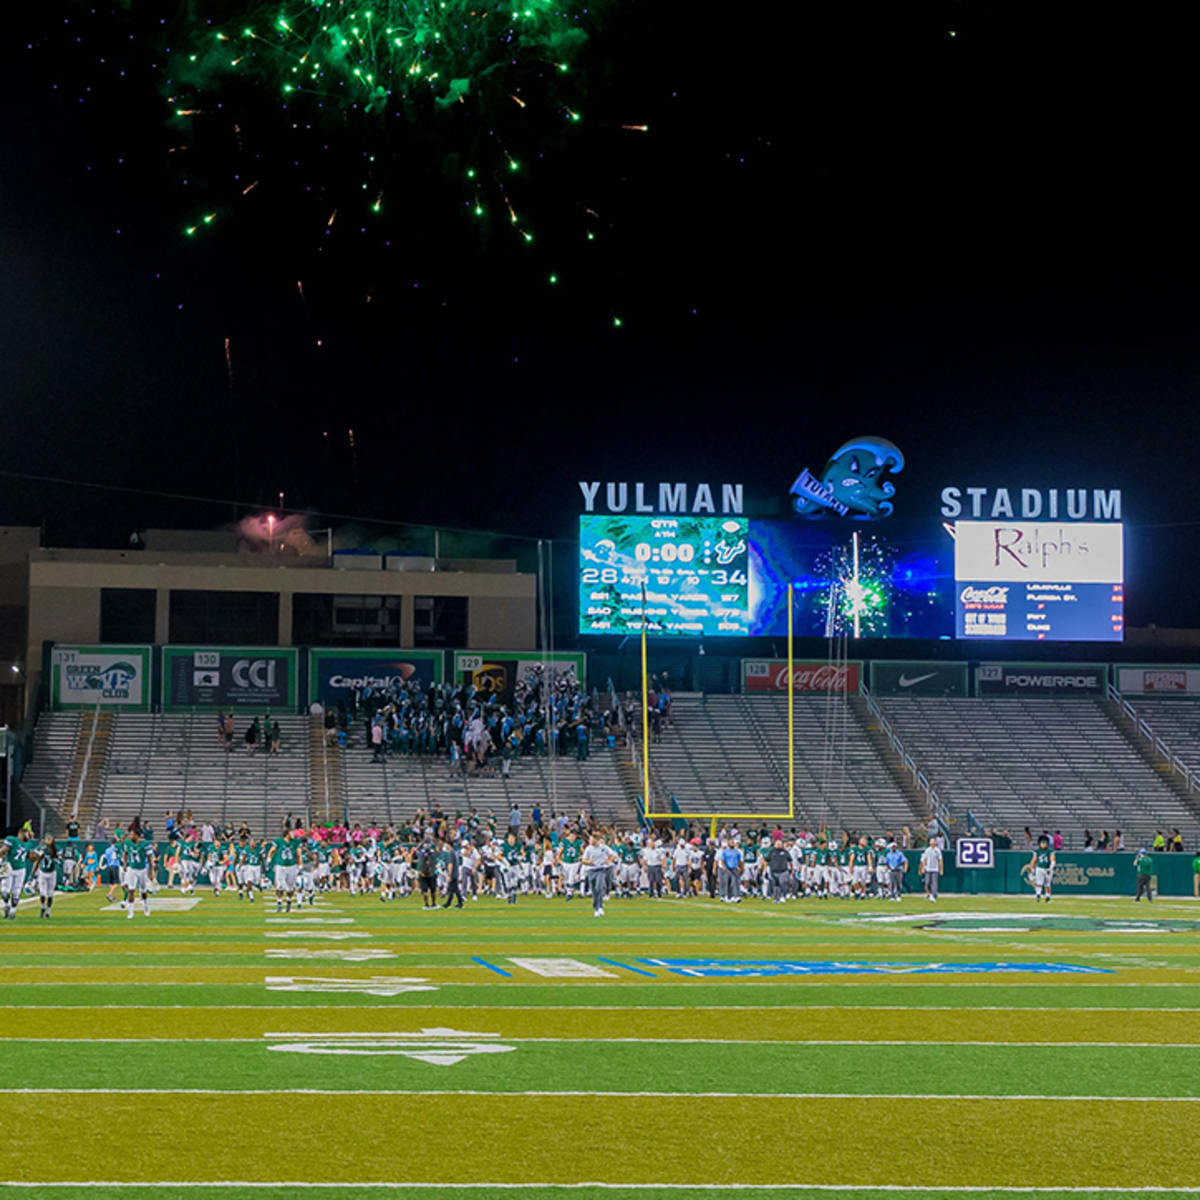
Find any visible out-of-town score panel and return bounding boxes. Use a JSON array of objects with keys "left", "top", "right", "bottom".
[{"left": 954, "top": 521, "right": 1124, "bottom": 642}]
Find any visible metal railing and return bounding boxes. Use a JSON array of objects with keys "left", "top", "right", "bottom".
[
  {"left": 1107, "top": 682, "right": 1200, "bottom": 795},
  {"left": 861, "top": 685, "right": 949, "bottom": 831}
]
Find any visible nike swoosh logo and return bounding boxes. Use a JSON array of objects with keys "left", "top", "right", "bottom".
[{"left": 898, "top": 673, "right": 937, "bottom": 688}]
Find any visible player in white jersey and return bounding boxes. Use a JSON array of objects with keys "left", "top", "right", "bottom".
[
  {"left": 669, "top": 838, "right": 690, "bottom": 897},
  {"left": 540, "top": 840, "right": 558, "bottom": 897},
  {"left": 460, "top": 843, "right": 480, "bottom": 899}
]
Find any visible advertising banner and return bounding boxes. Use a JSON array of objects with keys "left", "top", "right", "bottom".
[
  {"left": 452, "top": 651, "right": 586, "bottom": 705},
  {"left": 741, "top": 659, "right": 863, "bottom": 694},
  {"left": 1113, "top": 665, "right": 1200, "bottom": 696},
  {"left": 308, "top": 648, "right": 444, "bottom": 705},
  {"left": 50, "top": 645, "right": 151, "bottom": 711},
  {"left": 869, "top": 661, "right": 969, "bottom": 697},
  {"left": 974, "top": 662, "right": 1107, "bottom": 696},
  {"left": 954, "top": 521, "right": 1124, "bottom": 642},
  {"left": 162, "top": 646, "right": 298, "bottom": 712}
]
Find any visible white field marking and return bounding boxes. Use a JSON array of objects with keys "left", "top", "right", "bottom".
[
  {"left": 263, "top": 931, "right": 371, "bottom": 939},
  {"left": 99, "top": 899, "right": 201, "bottom": 913},
  {"left": 3, "top": 1187, "right": 1200, "bottom": 1195},
  {"left": 264, "top": 976, "right": 436, "bottom": 996},
  {"left": 265, "top": 918, "right": 356, "bottom": 925},
  {"left": 2, "top": 1004, "right": 1200, "bottom": 1012},
  {"left": 0, "top": 1089, "right": 1195, "bottom": 1101},
  {"left": 0, "top": 1036, "right": 1194, "bottom": 1048},
  {"left": 507, "top": 958, "right": 617, "bottom": 978},
  {"left": 264, "top": 949, "right": 397, "bottom": 962}
]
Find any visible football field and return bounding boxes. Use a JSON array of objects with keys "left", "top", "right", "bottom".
[{"left": 2, "top": 886, "right": 1199, "bottom": 1199}]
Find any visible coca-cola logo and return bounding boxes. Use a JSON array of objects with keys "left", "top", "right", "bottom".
[
  {"left": 771, "top": 664, "right": 854, "bottom": 691},
  {"left": 960, "top": 585, "right": 1009, "bottom": 604}
]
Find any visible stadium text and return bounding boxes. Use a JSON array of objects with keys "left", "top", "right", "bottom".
[
  {"left": 579, "top": 482, "right": 745, "bottom": 514},
  {"left": 940, "top": 487, "right": 1122, "bottom": 520}
]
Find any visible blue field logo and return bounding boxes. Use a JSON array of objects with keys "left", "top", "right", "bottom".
[{"left": 637, "top": 958, "right": 1113, "bottom": 977}]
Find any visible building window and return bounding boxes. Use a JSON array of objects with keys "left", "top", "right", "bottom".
[
  {"left": 413, "top": 596, "right": 467, "bottom": 647},
  {"left": 168, "top": 590, "right": 279, "bottom": 645},
  {"left": 100, "top": 588, "right": 156, "bottom": 644},
  {"left": 292, "top": 594, "right": 403, "bottom": 646}
]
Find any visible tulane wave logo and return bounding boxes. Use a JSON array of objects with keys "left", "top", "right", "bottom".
[{"left": 789, "top": 436, "right": 905, "bottom": 520}]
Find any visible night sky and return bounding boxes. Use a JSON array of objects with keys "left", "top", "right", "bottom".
[{"left": 3, "top": 3, "right": 1198, "bottom": 629}]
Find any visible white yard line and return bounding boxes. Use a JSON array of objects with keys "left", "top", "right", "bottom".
[
  {"left": 0, "top": 1035, "right": 1193, "bottom": 1048},
  {"left": 2, "top": 1186, "right": 1200, "bottom": 1194},
  {"left": 1, "top": 1088, "right": 1195, "bottom": 1101},
  {"left": 2, "top": 1003, "right": 1199, "bottom": 1011}
]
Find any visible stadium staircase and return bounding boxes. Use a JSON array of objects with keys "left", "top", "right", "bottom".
[
  {"left": 634, "top": 693, "right": 922, "bottom": 834},
  {"left": 97, "top": 712, "right": 311, "bottom": 836},
  {"left": 307, "top": 715, "right": 347, "bottom": 826},
  {"left": 873, "top": 696, "right": 1200, "bottom": 846},
  {"left": 337, "top": 723, "right": 639, "bottom": 829}
]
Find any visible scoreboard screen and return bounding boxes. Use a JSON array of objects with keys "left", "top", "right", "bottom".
[
  {"left": 954, "top": 521, "right": 1124, "bottom": 642},
  {"left": 579, "top": 515, "right": 750, "bottom": 635}
]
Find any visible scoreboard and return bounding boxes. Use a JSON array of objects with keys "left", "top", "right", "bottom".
[
  {"left": 954, "top": 521, "right": 1124, "bottom": 642},
  {"left": 579, "top": 515, "right": 750, "bottom": 635}
]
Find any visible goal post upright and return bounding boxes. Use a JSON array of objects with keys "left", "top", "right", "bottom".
[
  {"left": 642, "top": 579, "right": 797, "bottom": 825},
  {"left": 788, "top": 580, "right": 795, "bottom": 821},
  {"left": 641, "top": 583, "right": 651, "bottom": 821}
]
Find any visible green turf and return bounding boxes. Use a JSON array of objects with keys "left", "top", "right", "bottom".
[{"left": 2, "top": 888, "right": 1198, "bottom": 1191}]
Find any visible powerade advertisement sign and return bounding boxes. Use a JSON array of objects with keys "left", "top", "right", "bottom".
[
  {"left": 163, "top": 646, "right": 298, "bottom": 711},
  {"left": 975, "top": 662, "right": 1107, "bottom": 696},
  {"left": 50, "top": 645, "right": 151, "bottom": 711},
  {"left": 868, "top": 661, "right": 969, "bottom": 697},
  {"left": 308, "top": 649, "right": 444, "bottom": 704}
]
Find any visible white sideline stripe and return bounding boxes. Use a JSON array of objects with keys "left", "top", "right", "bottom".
[
  {"left": 4, "top": 978, "right": 1199, "bottom": 988},
  {"left": 1, "top": 1089, "right": 1194, "bottom": 1101},
  {"left": 1, "top": 1036, "right": 1194, "bottom": 1049},
  {"left": 1, "top": 1188, "right": 1199, "bottom": 1195},
  {"left": 1, "top": 1004, "right": 1199, "bottom": 1012}
]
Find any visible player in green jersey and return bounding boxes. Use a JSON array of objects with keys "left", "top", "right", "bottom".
[
  {"left": 850, "top": 836, "right": 873, "bottom": 900},
  {"left": 30, "top": 836, "right": 61, "bottom": 919},
  {"left": 121, "top": 830, "right": 156, "bottom": 919},
  {"left": 1029, "top": 835, "right": 1055, "bottom": 902},
  {"left": 2, "top": 829, "right": 35, "bottom": 920},
  {"left": 501, "top": 833, "right": 522, "bottom": 904},
  {"left": 242, "top": 838, "right": 264, "bottom": 902},
  {"left": 559, "top": 833, "right": 583, "bottom": 900},
  {"left": 177, "top": 837, "right": 201, "bottom": 896},
  {"left": 268, "top": 831, "right": 302, "bottom": 913}
]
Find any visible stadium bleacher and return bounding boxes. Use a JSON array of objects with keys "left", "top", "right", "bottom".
[
  {"left": 634, "top": 692, "right": 924, "bottom": 833},
  {"left": 337, "top": 721, "right": 637, "bottom": 828},
  {"left": 18, "top": 712, "right": 81, "bottom": 831},
  {"left": 96, "top": 712, "right": 311, "bottom": 834},
  {"left": 17, "top": 673, "right": 1200, "bottom": 847},
  {"left": 1124, "top": 697, "right": 1200, "bottom": 776},
  {"left": 874, "top": 695, "right": 1200, "bottom": 845}
]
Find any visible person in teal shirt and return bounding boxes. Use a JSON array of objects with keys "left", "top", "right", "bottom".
[
  {"left": 1134, "top": 848, "right": 1154, "bottom": 902},
  {"left": 1192, "top": 850, "right": 1200, "bottom": 900}
]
